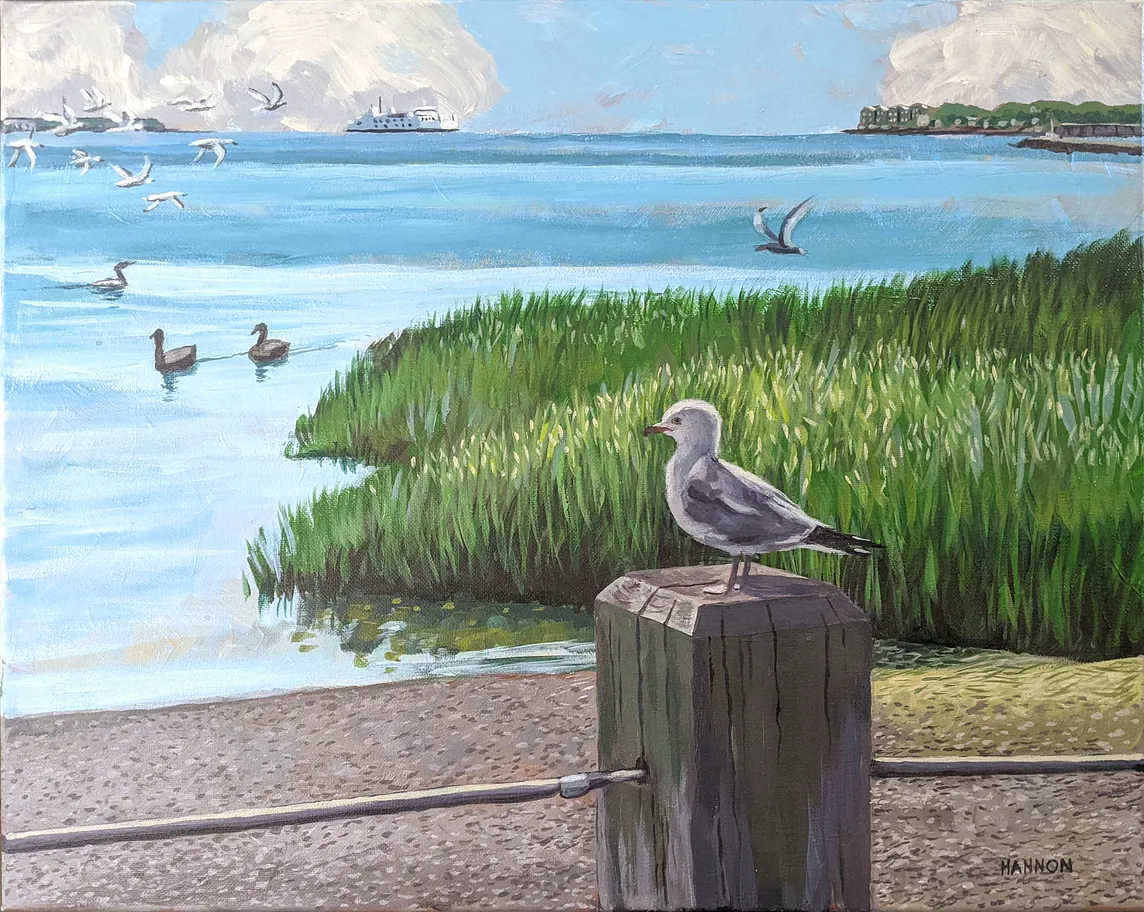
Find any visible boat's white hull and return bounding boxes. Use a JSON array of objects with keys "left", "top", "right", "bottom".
[{"left": 346, "top": 126, "right": 460, "bottom": 134}]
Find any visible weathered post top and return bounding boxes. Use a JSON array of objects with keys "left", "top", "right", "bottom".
[
  {"left": 598, "top": 562, "right": 870, "bottom": 634},
  {"left": 595, "top": 563, "right": 872, "bottom": 912}
]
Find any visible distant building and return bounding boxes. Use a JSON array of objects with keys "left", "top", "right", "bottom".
[
  {"left": 858, "top": 102, "right": 932, "bottom": 130},
  {"left": 917, "top": 113, "right": 931, "bottom": 128}
]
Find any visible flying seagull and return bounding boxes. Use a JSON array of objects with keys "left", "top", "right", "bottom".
[
  {"left": 189, "top": 137, "right": 237, "bottom": 166},
  {"left": 38, "top": 97, "right": 82, "bottom": 136},
  {"left": 70, "top": 149, "right": 104, "bottom": 174},
  {"left": 7, "top": 133, "right": 43, "bottom": 169},
  {"left": 111, "top": 157, "right": 153, "bottom": 188},
  {"left": 143, "top": 190, "right": 187, "bottom": 212},
  {"left": 753, "top": 196, "right": 814, "bottom": 256},
  {"left": 644, "top": 399, "right": 882, "bottom": 594},
  {"left": 107, "top": 110, "right": 145, "bottom": 133},
  {"left": 90, "top": 260, "right": 135, "bottom": 290},
  {"left": 171, "top": 93, "right": 215, "bottom": 112},
  {"left": 247, "top": 82, "right": 286, "bottom": 112},
  {"left": 81, "top": 86, "right": 110, "bottom": 114}
]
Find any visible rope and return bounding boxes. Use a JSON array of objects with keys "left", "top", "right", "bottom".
[
  {"left": 872, "top": 753, "right": 1144, "bottom": 778},
  {"left": 1, "top": 767, "right": 647, "bottom": 854}
]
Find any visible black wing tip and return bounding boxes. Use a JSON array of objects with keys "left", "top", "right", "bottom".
[{"left": 806, "top": 525, "right": 884, "bottom": 556}]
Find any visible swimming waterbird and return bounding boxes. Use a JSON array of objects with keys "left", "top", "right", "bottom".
[{"left": 149, "top": 329, "right": 197, "bottom": 373}]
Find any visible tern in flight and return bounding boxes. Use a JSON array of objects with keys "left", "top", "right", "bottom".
[
  {"left": 38, "top": 97, "right": 82, "bottom": 136},
  {"left": 247, "top": 82, "right": 286, "bottom": 112},
  {"left": 107, "top": 110, "right": 145, "bottom": 133},
  {"left": 111, "top": 156, "right": 154, "bottom": 188},
  {"left": 143, "top": 191, "right": 187, "bottom": 212},
  {"left": 189, "top": 137, "right": 237, "bottom": 167},
  {"left": 753, "top": 196, "right": 815, "bottom": 256},
  {"left": 90, "top": 261, "right": 135, "bottom": 290},
  {"left": 70, "top": 149, "right": 104, "bottom": 175},
  {"left": 81, "top": 86, "right": 110, "bottom": 114},
  {"left": 7, "top": 133, "right": 43, "bottom": 169}
]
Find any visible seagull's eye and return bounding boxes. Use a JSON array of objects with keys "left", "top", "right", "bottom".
[{"left": 672, "top": 417, "right": 683, "bottom": 425}]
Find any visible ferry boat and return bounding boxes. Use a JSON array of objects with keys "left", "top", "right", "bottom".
[{"left": 346, "top": 100, "right": 459, "bottom": 133}]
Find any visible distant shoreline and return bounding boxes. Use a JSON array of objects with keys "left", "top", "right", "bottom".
[{"left": 843, "top": 127, "right": 1031, "bottom": 137}]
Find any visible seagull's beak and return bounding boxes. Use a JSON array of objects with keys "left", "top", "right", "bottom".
[{"left": 642, "top": 424, "right": 669, "bottom": 437}]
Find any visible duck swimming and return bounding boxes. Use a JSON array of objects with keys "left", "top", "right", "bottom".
[
  {"left": 91, "top": 260, "right": 135, "bottom": 290},
  {"left": 149, "top": 328, "right": 197, "bottom": 373},
  {"left": 248, "top": 323, "right": 290, "bottom": 363}
]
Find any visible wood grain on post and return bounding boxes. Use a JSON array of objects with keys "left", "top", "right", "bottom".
[{"left": 595, "top": 563, "right": 872, "bottom": 912}]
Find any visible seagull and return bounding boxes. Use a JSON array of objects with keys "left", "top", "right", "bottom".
[
  {"left": 181, "top": 98, "right": 216, "bottom": 113},
  {"left": 90, "top": 260, "right": 135, "bottom": 290},
  {"left": 753, "top": 196, "right": 814, "bottom": 256},
  {"left": 644, "top": 399, "right": 883, "bottom": 594},
  {"left": 37, "top": 97, "right": 82, "bottom": 136},
  {"left": 111, "top": 157, "right": 153, "bottom": 188},
  {"left": 170, "top": 93, "right": 215, "bottom": 112},
  {"left": 143, "top": 190, "right": 187, "bottom": 212},
  {"left": 81, "top": 86, "right": 110, "bottom": 114},
  {"left": 6, "top": 133, "right": 43, "bottom": 169},
  {"left": 247, "top": 82, "right": 286, "bottom": 112},
  {"left": 107, "top": 110, "right": 145, "bottom": 133},
  {"left": 70, "top": 149, "right": 104, "bottom": 174},
  {"left": 189, "top": 137, "right": 237, "bottom": 166}
]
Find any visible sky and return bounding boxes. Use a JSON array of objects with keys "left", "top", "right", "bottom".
[{"left": 2, "top": 0, "right": 1140, "bottom": 133}]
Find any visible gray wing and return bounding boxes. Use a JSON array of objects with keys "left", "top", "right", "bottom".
[
  {"left": 778, "top": 196, "right": 814, "bottom": 246},
  {"left": 752, "top": 209, "right": 779, "bottom": 241},
  {"left": 247, "top": 87, "right": 271, "bottom": 104},
  {"left": 682, "top": 456, "right": 815, "bottom": 547}
]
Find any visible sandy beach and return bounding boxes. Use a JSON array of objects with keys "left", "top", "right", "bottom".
[{"left": 3, "top": 672, "right": 1142, "bottom": 911}]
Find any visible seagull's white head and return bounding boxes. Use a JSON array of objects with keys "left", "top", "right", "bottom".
[{"left": 643, "top": 399, "right": 722, "bottom": 453}]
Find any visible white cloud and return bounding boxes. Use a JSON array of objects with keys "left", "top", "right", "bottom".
[
  {"left": 155, "top": 0, "right": 502, "bottom": 131},
  {"left": 0, "top": 1, "right": 152, "bottom": 121},
  {"left": 1, "top": 0, "right": 502, "bottom": 131},
  {"left": 883, "top": 1, "right": 1142, "bottom": 107}
]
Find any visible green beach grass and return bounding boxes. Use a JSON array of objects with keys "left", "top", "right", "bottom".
[{"left": 249, "top": 234, "right": 1144, "bottom": 659}]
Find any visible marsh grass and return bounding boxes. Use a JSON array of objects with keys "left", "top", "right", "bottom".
[{"left": 250, "top": 234, "right": 1144, "bottom": 658}]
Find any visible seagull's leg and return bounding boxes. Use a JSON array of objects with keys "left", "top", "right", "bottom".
[
  {"left": 723, "top": 556, "right": 741, "bottom": 599},
  {"left": 724, "top": 556, "right": 741, "bottom": 593},
  {"left": 704, "top": 555, "right": 740, "bottom": 595},
  {"left": 735, "top": 555, "right": 752, "bottom": 590}
]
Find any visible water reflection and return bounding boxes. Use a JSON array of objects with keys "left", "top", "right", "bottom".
[
  {"left": 289, "top": 592, "right": 595, "bottom": 665},
  {"left": 89, "top": 286, "right": 124, "bottom": 303},
  {"left": 253, "top": 354, "right": 289, "bottom": 382},
  {"left": 160, "top": 363, "right": 198, "bottom": 399}
]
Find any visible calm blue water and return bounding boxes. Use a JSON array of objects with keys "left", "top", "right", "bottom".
[{"left": 3, "top": 132, "right": 1140, "bottom": 716}]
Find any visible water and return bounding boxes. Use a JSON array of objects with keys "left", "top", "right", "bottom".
[{"left": 3, "top": 131, "right": 1139, "bottom": 717}]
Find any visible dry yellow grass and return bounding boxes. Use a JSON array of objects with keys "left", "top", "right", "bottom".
[{"left": 873, "top": 656, "right": 1143, "bottom": 756}]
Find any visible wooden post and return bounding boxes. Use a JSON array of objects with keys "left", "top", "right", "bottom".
[{"left": 595, "top": 563, "right": 872, "bottom": 912}]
